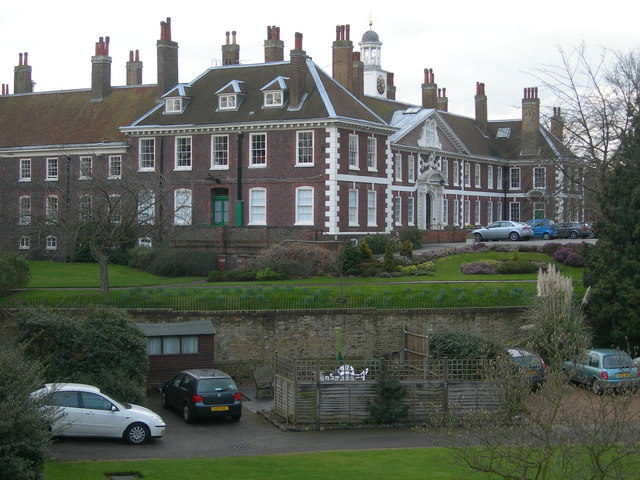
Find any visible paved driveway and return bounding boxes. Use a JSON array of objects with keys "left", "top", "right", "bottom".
[{"left": 48, "top": 387, "right": 445, "bottom": 461}]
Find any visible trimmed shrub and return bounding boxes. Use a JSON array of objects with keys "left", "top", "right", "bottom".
[
  {"left": 553, "top": 246, "right": 585, "bottom": 267},
  {"left": 399, "top": 240, "right": 413, "bottom": 259},
  {"left": 398, "top": 261, "right": 436, "bottom": 276},
  {"left": 256, "top": 267, "right": 287, "bottom": 281},
  {"left": 358, "top": 239, "right": 373, "bottom": 261},
  {"left": 207, "top": 270, "right": 226, "bottom": 282},
  {"left": 461, "top": 260, "right": 500, "bottom": 275},
  {"left": 221, "top": 268, "right": 258, "bottom": 281},
  {"left": 496, "top": 260, "right": 541, "bottom": 274},
  {"left": 430, "top": 328, "right": 503, "bottom": 360},
  {"left": 382, "top": 243, "right": 398, "bottom": 273},
  {"left": 339, "top": 243, "right": 363, "bottom": 275},
  {"left": 147, "top": 249, "right": 219, "bottom": 277}
]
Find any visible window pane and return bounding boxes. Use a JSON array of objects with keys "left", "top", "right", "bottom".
[
  {"left": 181, "top": 336, "right": 198, "bottom": 354},
  {"left": 163, "top": 337, "right": 180, "bottom": 354}
]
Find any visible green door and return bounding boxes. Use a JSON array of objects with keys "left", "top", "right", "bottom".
[{"left": 212, "top": 189, "right": 229, "bottom": 226}]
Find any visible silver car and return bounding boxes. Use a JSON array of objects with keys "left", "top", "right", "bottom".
[{"left": 472, "top": 221, "right": 534, "bottom": 242}]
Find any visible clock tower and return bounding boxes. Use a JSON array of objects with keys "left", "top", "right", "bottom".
[{"left": 359, "top": 23, "right": 389, "bottom": 98}]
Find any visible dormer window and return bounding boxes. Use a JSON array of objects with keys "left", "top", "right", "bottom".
[
  {"left": 264, "top": 91, "right": 284, "bottom": 107},
  {"left": 165, "top": 98, "right": 183, "bottom": 114},
  {"left": 219, "top": 94, "right": 237, "bottom": 111}
]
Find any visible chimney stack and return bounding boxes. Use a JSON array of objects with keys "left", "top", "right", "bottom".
[
  {"left": 289, "top": 32, "right": 307, "bottom": 109},
  {"left": 550, "top": 106, "right": 564, "bottom": 140},
  {"left": 222, "top": 31, "right": 240, "bottom": 65},
  {"left": 437, "top": 87, "right": 448, "bottom": 112},
  {"left": 421, "top": 68, "right": 437, "bottom": 109},
  {"left": 157, "top": 17, "right": 179, "bottom": 98},
  {"left": 91, "top": 37, "right": 111, "bottom": 101},
  {"left": 332, "top": 25, "right": 353, "bottom": 92},
  {"left": 387, "top": 72, "right": 396, "bottom": 100},
  {"left": 14, "top": 52, "right": 33, "bottom": 94},
  {"left": 351, "top": 51, "right": 364, "bottom": 100},
  {"left": 126, "top": 50, "right": 143, "bottom": 85},
  {"left": 522, "top": 87, "right": 541, "bottom": 155},
  {"left": 264, "top": 26, "right": 284, "bottom": 62},
  {"left": 475, "top": 82, "right": 488, "bottom": 135}
]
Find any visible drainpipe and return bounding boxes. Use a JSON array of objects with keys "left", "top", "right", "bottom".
[{"left": 235, "top": 131, "right": 244, "bottom": 226}]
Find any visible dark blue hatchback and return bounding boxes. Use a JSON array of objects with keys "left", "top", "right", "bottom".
[{"left": 161, "top": 369, "right": 242, "bottom": 423}]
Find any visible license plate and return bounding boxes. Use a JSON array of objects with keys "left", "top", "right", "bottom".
[
  {"left": 211, "top": 406, "right": 229, "bottom": 411},
  {"left": 617, "top": 372, "right": 630, "bottom": 378}
]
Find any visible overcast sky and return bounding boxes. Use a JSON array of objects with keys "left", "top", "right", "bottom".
[{"left": 1, "top": 0, "right": 638, "bottom": 120}]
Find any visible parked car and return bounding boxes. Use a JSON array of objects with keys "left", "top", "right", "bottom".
[
  {"left": 585, "top": 222, "right": 597, "bottom": 238},
  {"left": 161, "top": 369, "right": 242, "bottom": 423},
  {"left": 471, "top": 221, "right": 534, "bottom": 242},
  {"left": 506, "top": 347, "right": 547, "bottom": 389},
  {"left": 30, "top": 383, "right": 166, "bottom": 444},
  {"left": 555, "top": 221, "right": 591, "bottom": 239},
  {"left": 562, "top": 349, "right": 640, "bottom": 394},
  {"left": 525, "top": 219, "right": 558, "bottom": 240}
]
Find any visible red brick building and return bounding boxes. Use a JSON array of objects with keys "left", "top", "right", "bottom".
[{"left": 0, "top": 19, "right": 584, "bottom": 262}]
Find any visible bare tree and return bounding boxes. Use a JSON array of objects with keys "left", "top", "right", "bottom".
[
  {"left": 535, "top": 44, "right": 640, "bottom": 218},
  {"left": 34, "top": 158, "right": 177, "bottom": 293}
]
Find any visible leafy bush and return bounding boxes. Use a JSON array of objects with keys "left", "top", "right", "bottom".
[
  {"left": 13, "top": 306, "right": 148, "bottom": 404},
  {"left": 0, "top": 251, "right": 30, "bottom": 294},
  {"left": 430, "top": 328, "right": 503, "bottom": 359},
  {"left": 207, "top": 270, "right": 226, "bottom": 282},
  {"left": 256, "top": 267, "right": 287, "bottom": 281},
  {"left": 460, "top": 260, "right": 499, "bottom": 275},
  {"left": 399, "top": 240, "right": 413, "bottom": 259},
  {"left": 382, "top": 243, "right": 398, "bottom": 273},
  {"left": 398, "top": 261, "right": 436, "bottom": 276},
  {"left": 358, "top": 240, "right": 373, "bottom": 261},
  {"left": 361, "top": 234, "right": 398, "bottom": 254},
  {"left": 367, "top": 369, "right": 408, "bottom": 424},
  {"left": 147, "top": 249, "right": 219, "bottom": 277},
  {"left": 496, "top": 260, "right": 541, "bottom": 274},
  {"left": 553, "top": 246, "right": 585, "bottom": 267},
  {"left": 128, "top": 245, "right": 159, "bottom": 270},
  {"left": 0, "top": 344, "right": 52, "bottom": 480},
  {"left": 398, "top": 227, "right": 424, "bottom": 249},
  {"left": 339, "top": 242, "right": 363, "bottom": 275}
]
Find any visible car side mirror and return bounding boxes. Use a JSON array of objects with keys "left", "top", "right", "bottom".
[{"left": 111, "top": 405, "right": 118, "bottom": 412}]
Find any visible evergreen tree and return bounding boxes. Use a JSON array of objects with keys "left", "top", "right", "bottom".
[{"left": 584, "top": 107, "right": 640, "bottom": 351}]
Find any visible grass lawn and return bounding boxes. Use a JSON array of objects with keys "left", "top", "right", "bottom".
[
  {"left": 44, "top": 448, "right": 487, "bottom": 480},
  {"left": 26, "top": 261, "right": 202, "bottom": 288},
  {"left": 2, "top": 251, "right": 583, "bottom": 310}
]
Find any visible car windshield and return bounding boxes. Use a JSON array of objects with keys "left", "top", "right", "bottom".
[
  {"left": 513, "top": 355, "right": 542, "bottom": 368},
  {"left": 197, "top": 378, "right": 238, "bottom": 393},
  {"left": 603, "top": 353, "right": 634, "bottom": 369}
]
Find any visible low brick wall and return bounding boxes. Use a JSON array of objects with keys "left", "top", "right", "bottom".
[{"left": 128, "top": 307, "right": 528, "bottom": 378}]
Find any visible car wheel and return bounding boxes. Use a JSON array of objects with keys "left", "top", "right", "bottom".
[
  {"left": 509, "top": 232, "right": 520, "bottom": 241},
  {"left": 570, "top": 231, "right": 578, "bottom": 239},
  {"left": 474, "top": 233, "right": 483, "bottom": 242},
  {"left": 542, "top": 233, "right": 551, "bottom": 240},
  {"left": 161, "top": 392, "right": 169, "bottom": 409},
  {"left": 124, "top": 422, "right": 149, "bottom": 445},
  {"left": 230, "top": 411, "right": 242, "bottom": 422},
  {"left": 590, "top": 379, "right": 604, "bottom": 395},
  {"left": 182, "top": 404, "right": 194, "bottom": 423}
]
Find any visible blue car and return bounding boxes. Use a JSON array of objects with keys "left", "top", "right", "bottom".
[
  {"left": 525, "top": 219, "right": 557, "bottom": 240},
  {"left": 562, "top": 349, "right": 639, "bottom": 394}
]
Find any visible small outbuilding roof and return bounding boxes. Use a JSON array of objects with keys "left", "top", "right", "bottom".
[{"left": 136, "top": 320, "right": 215, "bottom": 337}]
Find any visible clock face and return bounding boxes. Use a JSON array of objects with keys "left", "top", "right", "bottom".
[{"left": 376, "top": 75, "right": 385, "bottom": 94}]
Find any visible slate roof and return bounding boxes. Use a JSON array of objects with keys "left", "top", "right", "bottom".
[
  {"left": 0, "top": 86, "right": 158, "bottom": 149},
  {"left": 364, "top": 95, "right": 575, "bottom": 161},
  {"left": 136, "top": 320, "right": 215, "bottom": 337},
  {"left": 130, "top": 59, "right": 388, "bottom": 129}
]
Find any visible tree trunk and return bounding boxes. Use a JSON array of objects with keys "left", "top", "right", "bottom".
[{"left": 98, "top": 252, "right": 110, "bottom": 293}]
